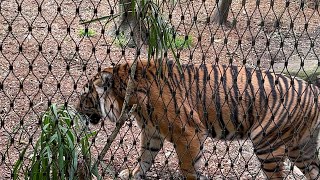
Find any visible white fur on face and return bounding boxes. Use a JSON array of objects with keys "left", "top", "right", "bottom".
[
  {"left": 81, "top": 85, "right": 90, "bottom": 95},
  {"left": 94, "top": 85, "right": 120, "bottom": 122},
  {"left": 95, "top": 86, "right": 107, "bottom": 117}
]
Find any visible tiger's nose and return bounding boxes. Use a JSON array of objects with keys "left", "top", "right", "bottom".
[{"left": 90, "top": 113, "right": 101, "bottom": 124}]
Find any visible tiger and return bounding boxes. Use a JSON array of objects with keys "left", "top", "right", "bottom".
[{"left": 76, "top": 59, "right": 320, "bottom": 180}]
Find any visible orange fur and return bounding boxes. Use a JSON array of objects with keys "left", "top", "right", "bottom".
[{"left": 77, "top": 60, "right": 320, "bottom": 179}]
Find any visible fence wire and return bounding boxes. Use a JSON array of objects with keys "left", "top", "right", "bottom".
[{"left": 1, "top": 0, "right": 320, "bottom": 179}]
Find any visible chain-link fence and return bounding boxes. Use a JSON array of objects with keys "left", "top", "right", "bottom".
[{"left": 1, "top": 0, "right": 320, "bottom": 179}]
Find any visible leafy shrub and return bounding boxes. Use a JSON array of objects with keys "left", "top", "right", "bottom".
[{"left": 13, "top": 104, "right": 96, "bottom": 180}]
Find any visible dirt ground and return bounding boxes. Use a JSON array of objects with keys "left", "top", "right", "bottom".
[{"left": 0, "top": 0, "right": 320, "bottom": 179}]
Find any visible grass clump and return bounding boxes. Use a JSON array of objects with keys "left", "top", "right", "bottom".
[
  {"left": 285, "top": 68, "right": 320, "bottom": 83},
  {"left": 168, "top": 34, "right": 193, "bottom": 50},
  {"left": 13, "top": 104, "right": 96, "bottom": 180}
]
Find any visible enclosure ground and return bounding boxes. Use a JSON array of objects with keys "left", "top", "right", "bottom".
[{"left": 1, "top": 0, "right": 320, "bottom": 179}]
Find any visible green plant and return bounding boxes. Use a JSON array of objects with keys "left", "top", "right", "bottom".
[
  {"left": 168, "top": 34, "right": 193, "bottom": 49},
  {"left": 78, "top": 28, "right": 96, "bottom": 37},
  {"left": 115, "top": 31, "right": 130, "bottom": 48},
  {"left": 80, "top": 0, "right": 183, "bottom": 70},
  {"left": 13, "top": 104, "right": 96, "bottom": 180},
  {"left": 285, "top": 68, "right": 320, "bottom": 83}
]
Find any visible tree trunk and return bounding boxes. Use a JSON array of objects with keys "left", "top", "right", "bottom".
[
  {"left": 212, "top": 0, "right": 232, "bottom": 25},
  {"left": 117, "top": 0, "right": 146, "bottom": 48}
]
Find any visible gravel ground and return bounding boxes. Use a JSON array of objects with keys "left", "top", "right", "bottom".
[{"left": 0, "top": 0, "right": 320, "bottom": 179}]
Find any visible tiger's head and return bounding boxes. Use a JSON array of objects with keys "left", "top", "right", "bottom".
[{"left": 76, "top": 71, "right": 121, "bottom": 124}]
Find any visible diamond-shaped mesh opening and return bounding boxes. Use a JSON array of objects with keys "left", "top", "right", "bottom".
[{"left": 1, "top": 0, "right": 320, "bottom": 179}]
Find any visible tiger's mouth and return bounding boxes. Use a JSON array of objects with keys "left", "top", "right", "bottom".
[
  {"left": 88, "top": 113, "right": 102, "bottom": 124},
  {"left": 77, "top": 112, "right": 102, "bottom": 125}
]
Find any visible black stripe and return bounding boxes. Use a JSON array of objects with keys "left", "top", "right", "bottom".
[
  {"left": 255, "top": 135, "right": 293, "bottom": 155},
  {"left": 301, "top": 87, "right": 318, "bottom": 134},
  {"left": 147, "top": 69, "right": 160, "bottom": 87},
  {"left": 246, "top": 68, "right": 255, "bottom": 101},
  {"left": 187, "top": 64, "right": 194, "bottom": 103},
  {"left": 247, "top": 98, "right": 254, "bottom": 128},
  {"left": 244, "top": 68, "right": 255, "bottom": 127},
  {"left": 213, "top": 65, "right": 229, "bottom": 138},
  {"left": 167, "top": 82, "right": 179, "bottom": 114},
  {"left": 206, "top": 64, "right": 218, "bottom": 138},
  {"left": 167, "top": 60, "right": 175, "bottom": 84},
  {"left": 256, "top": 69, "right": 267, "bottom": 116},
  {"left": 263, "top": 167, "right": 281, "bottom": 173},
  {"left": 257, "top": 75, "right": 287, "bottom": 142},
  {"left": 267, "top": 77, "right": 307, "bottom": 141},
  {"left": 144, "top": 146, "right": 160, "bottom": 152},
  {"left": 222, "top": 65, "right": 237, "bottom": 134},
  {"left": 184, "top": 106, "right": 192, "bottom": 126},
  {"left": 266, "top": 72, "right": 277, "bottom": 108},
  {"left": 290, "top": 156, "right": 314, "bottom": 163},
  {"left": 146, "top": 103, "right": 154, "bottom": 118},
  {"left": 178, "top": 65, "right": 186, "bottom": 88},
  {"left": 258, "top": 157, "right": 283, "bottom": 163},
  {"left": 253, "top": 73, "right": 280, "bottom": 143},
  {"left": 201, "top": 64, "right": 209, "bottom": 129},
  {"left": 261, "top": 125, "right": 291, "bottom": 149},
  {"left": 193, "top": 154, "right": 202, "bottom": 164},
  {"left": 178, "top": 65, "right": 187, "bottom": 96},
  {"left": 279, "top": 75, "right": 289, "bottom": 105},
  {"left": 296, "top": 162, "right": 319, "bottom": 172},
  {"left": 231, "top": 66, "right": 242, "bottom": 135},
  {"left": 167, "top": 60, "right": 174, "bottom": 75},
  {"left": 167, "top": 60, "right": 176, "bottom": 87},
  {"left": 173, "top": 73, "right": 182, "bottom": 92},
  {"left": 160, "top": 63, "right": 178, "bottom": 113},
  {"left": 271, "top": 78, "right": 303, "bottom": 132},
  {"left": 195, "top": 66, "right": 200, "bottom": 105}
]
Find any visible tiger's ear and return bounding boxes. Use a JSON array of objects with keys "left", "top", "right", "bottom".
[
  {"left": 93, "top": 72, "right": 113, "bottom": 94},
  {"left": 100, "top": 72, "right": 113, "bottom": 90}
]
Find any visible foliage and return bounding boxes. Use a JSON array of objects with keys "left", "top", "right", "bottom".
[
  {"left": 78, "top": 28, "right": 96, "bottom": 37},
  {"left": 286, "top": 68, "right": 320, "bottom": 83},
  {"left": 13, "top": 104, "right": 96, "bottom": 180},
  {"left": 81, "top": 0, "right": 183, "bottom": 72},
  {"left": 115, "top": 31, "right": 130, "bottom": 48},
  {"left": 168, "top": 34, "right": 193, "bottom": 50}
]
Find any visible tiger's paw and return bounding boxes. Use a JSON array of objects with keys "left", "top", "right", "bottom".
[
  {"left": 195, "top": 174, "right": 209, "bottom": 180},
  {"left": 185, "top": 172, "right": 208, "bottom": 180},
  {"left": 119, "top": 169, "right": 145, "bottom": 180},
  {"left": 199, "top": 175, "right": 209, "bottom": 180},
  {"left": 119, "top": 169, "right": 131, "bottom": 180}
]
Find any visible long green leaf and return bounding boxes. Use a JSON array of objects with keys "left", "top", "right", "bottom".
[
  {"left": 13, "top": 147, "right": 27, "bottom": 180},
  {"left": 58, "top": 144, "right": 65, "bottom": 179},
  {"left": 80, "top": 13, "right": 122, "bottom": 25},
  {"left": 69, "top": 150, "right": 78, "bottom": 180}
]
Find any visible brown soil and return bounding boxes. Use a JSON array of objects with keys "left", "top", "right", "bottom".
[{"left": 1, "top": 0, "right": 319, "bottom": 179}]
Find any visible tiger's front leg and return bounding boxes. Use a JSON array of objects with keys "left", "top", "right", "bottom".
[
  {"left": 119, "top": 127, "right": 163, "bottom": 179},
  {"left": 174, "top": 131, "right": 207, "bottom": 180}
]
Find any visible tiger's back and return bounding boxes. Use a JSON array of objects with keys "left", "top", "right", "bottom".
[{"left": 78, "top": 60, "right": 320, "bottom": 179}]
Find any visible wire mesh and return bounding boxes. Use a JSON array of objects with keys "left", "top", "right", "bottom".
[{"left": 1, "top": 0, "right": 320, "bottom": 179}]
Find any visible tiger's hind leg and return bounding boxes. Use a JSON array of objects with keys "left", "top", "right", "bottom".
[
  {"left": 251, "top": 127, "right": 289, "bottom": 179},
  {"left": 253, "top": 144, "right": 288, "bottom": 179},
  {"left": 119, "top": 126, "right": 164, "bottom": 179},
  {"left": 288, "top": 132, "right": 320, "bottom": 180}
]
